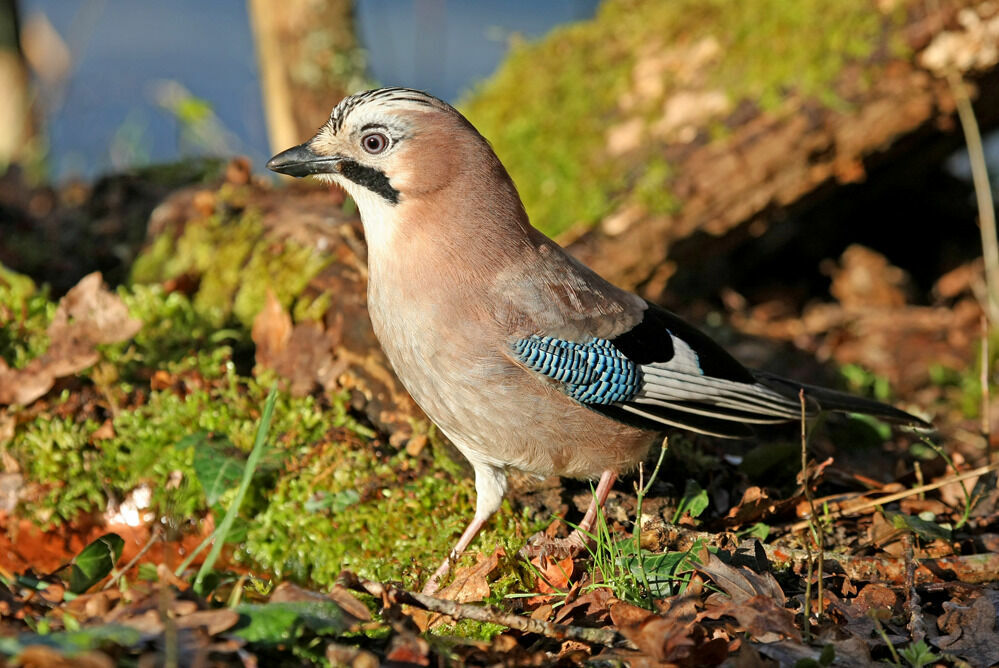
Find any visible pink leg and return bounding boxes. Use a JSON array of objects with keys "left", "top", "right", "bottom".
[
  {"left": 565, "top": 469, "right": 617, "bottom": 549},
  {"left": 520, "top": 469, "right": 618, "bottom": 559},
  {"left": 422, "top": 515, "right": 488, "bottom": 596}
]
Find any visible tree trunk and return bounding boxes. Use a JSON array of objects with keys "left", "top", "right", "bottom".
[
  {"left": 248, "top": 0, "right": 369, "bottom": 154},
  {"left": 0, "top": 0, "right": 32, "bottom": 168}
]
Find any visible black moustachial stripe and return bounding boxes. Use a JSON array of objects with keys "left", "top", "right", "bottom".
[
  {"left": 338, "top": 160, "right": 400, "bottom": 204},
  {"left": 610, "top": 300, "right": 755, "bottom": 384}
]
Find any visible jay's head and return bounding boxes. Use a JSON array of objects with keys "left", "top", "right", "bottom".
[{"left": 267, "top": 88, "right": 499, "bottom": 212}]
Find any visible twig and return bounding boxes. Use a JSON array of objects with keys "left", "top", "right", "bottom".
[
  {"left": 799, "top": 390, "right": 823, "bottom": 617},
  {"left": 982, "top": 316, "right": 993, "bottom": 465},
  {"left": 103, "top": 526, "right": 163, "bottom": 590},
  {"left": 645, "top": 521, "right": 999, "bottom": 584},
  {"left": 785, "top": 463, "right": 999, "bottom": 533},
  {"left": 904, "top": 533, "right": 926, "bottom": 644},
  {"left": 949, "top": 72, "right": 999, "bottom": 324},
  {"left": 342, "top": 573, "right": 626, "bottom": 648}
]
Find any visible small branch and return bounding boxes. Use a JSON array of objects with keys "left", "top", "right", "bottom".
[
  {"left": 644, "top": 522, "right": 999, "bottom": 585},
  {"left": 785, "top": 463, "right": 999, "bottom": 533},
  {"left": 341, "top": 573, "right": 626, "bottom": 648},
  {"left": 904, "top": 534, "right": 926, "bottom": 644},
  {"left": 799, "top": 390, "right": 824, "bottom": 617},
  {"left": 104, "top": 526, "right": 162, "bottom": 590}
]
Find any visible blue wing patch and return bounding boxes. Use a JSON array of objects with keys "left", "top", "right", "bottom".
[{"left": 512, "top": 335, "right": 640, "bottom": 404}]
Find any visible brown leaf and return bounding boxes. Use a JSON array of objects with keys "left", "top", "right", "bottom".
[
  {"left": 409, "top": 548, "right": 503, "bottom": 631},
  {"left": 384, "top": 632, "right": 430, "bottom": 666},
  {"left": 0, "top": 272, "right": 141, "bottom": 406},
  {"left": 270, "top": 581, "right": 371, "bottom": 622},
  {"left": 695, "top": 552, "right": 785, "bottom": 605},
  {"left": 531, "top": 553, "right": 574, "bottom": 593},
  {"left": 553, "top": 587, "right": 614, "bottom": 626},
  {"left": 173, "top": 608, "right": 239, "bottom": 635},
  {"left": 934, "top": 591, "right": 999, "bottom": 666},
  {"left": 851, "top": 583, "right": 900, "bottom": 615},
  {"left": 437, "top": 547, "right": 502, "bottom": 604},
  {"left": 16, "top": 646, "right": 114, "bottom": 668},
  {"left": 609, "top": 599, "right": 696, "bottom": 663},
  {"left": 251, "top": 290, "right": 340, "bottom": 396},
  {"left": 700, "top": 594, "right": 800, "bottom": 644},
  {"left": 251, "top": 289, "right": 292, "bottom": 367},
  {"left": 52, "top": 273, "right": 142, "bottom": 345}
]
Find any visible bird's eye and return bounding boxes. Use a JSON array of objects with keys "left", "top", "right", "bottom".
[{"left": 361, "top": 132, "right": 388, "bottom": 154}]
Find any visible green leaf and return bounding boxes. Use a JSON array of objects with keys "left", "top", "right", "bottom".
[
  {"left": 899, "top": 640, "right": 940, "bottom": 668},
  {"left": 194, "top": 388, "right": 278, "bottom": 593},
  {"left": 0, "top": 624, "right": 142, "bottom": 656},
  {"left": 69, "top": 533, "right": 124, "bottom": 594},
  {"left": 137, "top": 563, "right": 158, "bottom": 581},
  {"left": 890, "top": 513, "right": 952, "bottom": 542},
  {"left": 232, "top": 601, "right": 353, "bottom": 644},
  {"left": 672, "top": 479, "right": 709, "bottom": 522},
  {"left": 619, "top": 542, "right": 703, "bottom": 597},
  {"left": 181, "top": 432, "right": 244, "bottom": 506},
  {"left": 737, "top": 522, "right": 771, "bottom": 541}
]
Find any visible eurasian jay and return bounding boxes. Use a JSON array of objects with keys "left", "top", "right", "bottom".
[{"left": 267, "top": 87, "right": 928, "bottom": 595}]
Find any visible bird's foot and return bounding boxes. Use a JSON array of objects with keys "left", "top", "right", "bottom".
[{"left": 518, "top": 529, "right": 588, "bottom": 561}]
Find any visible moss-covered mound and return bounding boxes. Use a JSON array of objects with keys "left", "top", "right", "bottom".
[
  {"left": 461, "top": 0, "right": 901, "bottom": 239},
  {"left": 1, "top": 255, "right": 530, "bottom": 592}
]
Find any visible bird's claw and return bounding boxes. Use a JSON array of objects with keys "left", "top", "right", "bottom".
[{"left": 518, "top": 530, "right": 587, "bottom": 561}]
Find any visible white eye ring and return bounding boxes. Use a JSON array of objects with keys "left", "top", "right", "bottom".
[{"left": 362, "top": 132, "right": 389, "bottom": 154}]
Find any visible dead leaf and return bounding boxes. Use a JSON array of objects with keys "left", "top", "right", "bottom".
[
  {"left": 933, "top": 591, "right": 999, "bottom": 666},
  {"left": 410, "top": 548, "right": 502, "bottom": 631},
  {"left": 0, "top": 272, "right": 141, "bottom": 406},
  {"left": 270, "top": 581, "right": 371, "bottom": 622},
  {"left": 16, "top": 646, "right": 114, "bottom": 668},
  {"left": 695, "top": 552, "right": 785, "bottom": 604},
  {"left": 700, "top": 594, "right": 801, "bottom": 644},
  {"left": 251, "top": 290, "right": 340, "bottom": 396},
  {"left": 384, "top": 632, "right": 430, "bottom": 666},
  {"left": 251, "top": 290, "right": 292, "bottom": 367},
  {"left": 436, "top": 547, "right": 502, "bottom": 604},
  {"left": 851, "top": 583, "right": 900, "bottom": 615},
  {"left": 610, "top": 599, "right": 697, "bottom": 662},
  {"left": 531, "top": 553, "right": 574, "bottom": 593},
  {"left": 173, "top": 608, "right": 239, "bottom": 635},
  {"left": 553, "top": 587, "right": 614, "bottom": 626}
]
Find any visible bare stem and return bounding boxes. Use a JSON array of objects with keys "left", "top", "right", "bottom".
[{"left": 949, "top": 72, "right": 999, "bottom": 324}]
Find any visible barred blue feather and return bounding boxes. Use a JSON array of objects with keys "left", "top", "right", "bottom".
[{"left": 512, "top": 336, "right": 640, "bottom": 404}]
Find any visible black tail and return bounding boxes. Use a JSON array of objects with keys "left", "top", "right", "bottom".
[{"left": 752, "top": 370, "right": 932, "bottom": 429}]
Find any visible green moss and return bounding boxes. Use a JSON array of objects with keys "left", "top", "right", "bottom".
[
  {"left": 242, "top": 438, "right": 534, "bottom": 590},
  {"left": 233, "top": 237, "right": 330, "bottom": 326},
  {"left": 6, "top": 277, "right": 533, "bottom": 597},
  {"left": 462, "top": 0, "right": 902, "bottom": 238},
  {"left": 131, "top": 207, "right": 331, "bottom": 329},
  {"left": 634, "top": 155, "right": 681, "bottom": 216},
  {"left": 0, "top": 265, "right": 55, "bottom": 368},
  {"left": 12, "top": 414, "right": 105, "bottom": 525}
]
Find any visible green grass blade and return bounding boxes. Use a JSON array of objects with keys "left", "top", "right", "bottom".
[{"left": 194, "top": 386, "right": 278, "bottom": 593}]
